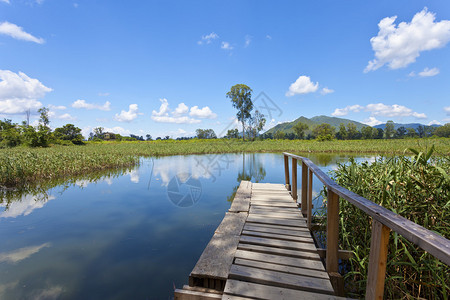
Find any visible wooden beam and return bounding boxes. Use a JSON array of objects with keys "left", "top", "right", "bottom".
[
  {"left": 301, "top": 161, "right": 308, "bottom": 216},
  {"left": 307, "top": 169, "right": 313, "bottom": 229},
  {"left": 284, "top": 155, "right": 290, "bottom": 190},
  {"left": 292, "top": 158, "right": 298, "bottom": 201},
  {"left": 326, "top": 189, "right": 339, "bottom": 274},
  {"left": 316, "top": 248, "right": 354, "bottom": 260},
  {"left": 366, "top": 219, "right": 391, "bottom": 300}
]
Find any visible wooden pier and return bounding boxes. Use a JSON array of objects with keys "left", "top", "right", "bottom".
[{"left": 174, "top": 153, "right": 450, "bottom": 300}]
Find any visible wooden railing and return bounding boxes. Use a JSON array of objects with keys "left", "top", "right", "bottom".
[{"left": 283, "top": 152, "right": 450, "bottom": 299}]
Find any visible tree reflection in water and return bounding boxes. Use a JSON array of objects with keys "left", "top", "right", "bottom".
[{"left": 227, "top": 153, "right": 266, "bottom": 202}]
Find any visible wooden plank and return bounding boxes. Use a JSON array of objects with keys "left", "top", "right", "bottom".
[
  {"left": 248, "top": 212, "right": 303, "bottom": 220},
  {"left": 250, "top": 205, "right": 300, "bottom": 213},
  {"left": 244, "top": 224, "right": 312, "bottom": 237},
  {"left": 190, "top": 233, "right": 240, "bottom": 281},
  {"left": 239, "top": 236, "right": 318, "bottom": 253},
  {"left": 326, "top": 189, "right": 339, "bottom": 274},
  {"left": 182, "top": 285, "right": 222, "bottom": 294},
  {"left": 224, "top": 280, "right": 349, "bottom": 300},
  {"left": 242, "top": 222, "right": 309, "bottom": 232},
  {"left": 366, "top": 220, "right": 391, "bottom": 300},
  {"left": 237, "top": 243, "right": 321, "bottom": 261},
  {"left": 228, "top": 199, "right": 250, "bottom": 213},
  {"left": 284, "top": 154, "right": 290, "bottom": 190},
  {"left": 252, "top": 183, "right": 285, "bottom": 188},
  {"left": 228, "top": 265, "right": 334, "bottom": 295},
  {"left": 234, "top": 249, "right": 325, "bottom": 270},
  {"left": 251, "top": 195, "right": 294, "bottom": 201},
  {"left": 249, "top": 208, "right": 301, "bottom": 216},
  {"left": 292, "top": 158, "right": 298, "bottom": 200},
  {"left": 174, "top": 288, "right": 222, "bottom": 300},
  {"left": 242, "top": 230, "right": 315, "bottom": 243},
  {"left": 246, "top": 215, "right": 307, "bottom": 228},
  {"left": 248, "top": 202, "right": 298, "bottom": 208},
  {"left": 234, "top": 258, "right": 330, "bottom": 279},
  {"left": 251, "top": 190, "right": 291, "bottom": 196},
  {"left": 215, "top": 212, "right": 247, "bottom": 236}
]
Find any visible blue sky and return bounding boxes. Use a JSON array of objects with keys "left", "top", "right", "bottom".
[{"left": 1, "top": 0, "right": 449, "bottom": 138}]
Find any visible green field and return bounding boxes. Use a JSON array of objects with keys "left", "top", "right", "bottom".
[{"left": 0, "top": 137, "right": 449, "bottom": 188}]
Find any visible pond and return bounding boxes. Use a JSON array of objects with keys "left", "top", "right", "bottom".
[{"left": 0, "top": 152, "right": 375, "bottom": 299}]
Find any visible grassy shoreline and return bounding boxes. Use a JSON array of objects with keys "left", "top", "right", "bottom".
[{"left": 1, "top": 138, "right": 449, "bottom": 188}]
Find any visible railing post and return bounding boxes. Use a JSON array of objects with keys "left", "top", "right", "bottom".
[
  {"left": 307, "top": 169, "right": 313, "bottom": 229},
  {"left": 327, "top": 189, "right": 343, "bottom": 295},
  {"left": 301, "top": 162, "right": 308, "bottom": 215},
  {"left": 284, "top": 155, "right": 290, "bottom": 191},
  {"left": 366, "top": 220, "right": 390, "bottom": 300},
  {"left": 292, "top": 158, "right": 298, "bottom": 200}
]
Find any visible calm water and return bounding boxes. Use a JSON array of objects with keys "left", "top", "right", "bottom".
[{"left": 0, "top": 153, "right": 374, "bottom": 299}]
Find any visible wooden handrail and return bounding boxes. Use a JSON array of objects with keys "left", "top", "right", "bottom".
[{"left": 283, "top": 152, "right": 450, "bottom": 298}]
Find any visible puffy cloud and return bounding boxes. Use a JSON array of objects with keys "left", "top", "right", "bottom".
[
  {"left": 72, "top": 99, "right": 111, "bottom": 111},
  {"left": 333, "top": 103, "right": 427, "bottom": 119},
  {"left": 57, "top": 113, "right": 76, "bottom": 121},
  {"left": 189, "top": 106, "right": 217, "bottom": 119},
  {"left": 320, "top": 87, "right": 334, "bottom": 95},
  {"left": 444, "top": 106, "right": 450, "bottom": 115},
  {"left": 428, "top": 120, "right": 441, "bottom": 126},
  {"left": 0, "top": 21, "right": 44, "bottom": 44},
  {"left": 365, "top": 8, "right": 450, "bottom": 72},
  {"left": 0, "top": 70, "right": 52, "bottom": 114},
  {"left": 366, "top": 103, "right": 427, "bottom": 118},
  {"left": 221, "top": 41, "right": 233, "bottom": 50},
  {"left": 331, "top": 105, "right": 364, "bottom": 117},
  {"left": 418, "top": 67, "right": 440, "bottom": 77},
  {"left": 173, "top": 103, "right": 189, "bottom": 116},
  {"left": 48, "top": 104, "right": 66, "bottom": 110},
  {"left": 114, "top": 104, "right": 142, "bottom": 122},
  {"left": 286, "top": 75, "right": 319, "bottom": 96},
  {"left": 364, "top": 116, "right": 383, "bottom": 127},
  {"left": 151, "top": 98, "right": 211, "bottom": 124},
  {"left": 197, "top": 32, "right": 219, "bottom": 45},
  {"left": 104, "top": 126, "right": 131, "bottom": 136}
]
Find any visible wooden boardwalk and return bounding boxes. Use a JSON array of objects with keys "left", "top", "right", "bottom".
[{"left": 175, "top": 181, "right": 345, "bottom": 300}]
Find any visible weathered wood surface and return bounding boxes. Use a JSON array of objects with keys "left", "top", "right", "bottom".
[
  {"left": 284, "top": 152, "right": 450, "bottom": 266},
  {"left": 180, "top": 181, "right": 344, "bottom": 299}
]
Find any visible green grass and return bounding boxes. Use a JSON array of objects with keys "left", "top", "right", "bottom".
[{"left": 0, "top": 137, "right": 449, "bottom": 188}]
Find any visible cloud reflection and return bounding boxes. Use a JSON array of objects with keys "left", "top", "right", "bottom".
[
  {"left": 0, "top": 194, "right": 55, "bottom": 218},
  {"left": 0, "top": 243, "right": 51, "bottom": 264}
]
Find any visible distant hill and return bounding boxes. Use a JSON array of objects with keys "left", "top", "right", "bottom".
[
  {"left": 374, "top": 123, "right": 441, "bottom": 130},
  {"left": 264, "top": 115, "right": 367, "bottom": 136}
]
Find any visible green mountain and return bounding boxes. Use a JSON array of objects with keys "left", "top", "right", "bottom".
[{"left": 264, "top": 115, "right": 367, "bottom": 136}]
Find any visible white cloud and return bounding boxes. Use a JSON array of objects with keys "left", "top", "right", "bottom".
[
  {"left": 0, "top": 21, "right": 44, "bottom": 44},
  {"left": 151, "top": 98, "right": 204, "bottom": 124},
  {"left": 333, "top": 103, "right": 427, "bottom": 119},
  {"left": 428, "top": 120, "right": 441, "bottom": 126},
  {"left": 320, "top": 87, "right": 334, "bottom": 95},
  {"left": 418, "top": 67, "right": 440, "bottom": 77},
  {"left": 72, "top": 99, "right": 111, "bottom": 111},
  {"left": 104, "top": 126, "right": 131, "bottom": 136},
  {"left": 0, "top": 0, "right": 10, "bottom": 4},
  {"left": 365, "top": 8, "right": 450, "bottom": 72},
  {"left": 444, "top": 106, "right": 450, "bottom": 115},
  {"left": 266, "top": 35, "right": 272, "bottom": 40},
  {"left": 0, "top": 70, "right": 52, "bottom": 114},
  {"left": 114, "top": 104, "right": 142, "bottom": 122},
  {"left": 152, "top": 98, "right": 170, "bottom": 116},
  {"left": 173, "top": 103, "right": 189, "bottom": 116},
  {"left": 152, "top": 115, "right": 201, "bottom": 124},
  {"left": 366, "top": 103, "right": 427, "bottom": 118},
  {"left": 197, "top": 32, "right": 219, "bottom": 45},
  {"left": 57, "top": 113, "right": 76, "bottom": 121},
  {"left": 364, "top": 116, "right": 383, "bottom": 126},
  {"left": 286, "top": 75, "right": 319, "bottom": 96},
  {"left": 221, "top": 41, "right": 233, "bottom": 50},
  {"left": 189, "top": 106, "right": 217, "bottom": 119},
  {"left": 245, "top": 35, "right": 251, "bottom": 47},
  {"left": 48, "top": 104, "right": 66, "bottom": 110},
  {"left": 331, "top": 105, "right": 364, "bottom": 117}
]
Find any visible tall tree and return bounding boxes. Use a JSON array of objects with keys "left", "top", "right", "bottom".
[
  {"left": 384, "top": 120, "right": 395, "bottom": 139},
  {"left": 293, "top": 122, "right": 308, "bottom": 139},
  {"left": 226, "top": 84, "right": 253, "bottom": 141},
  {"left": 248, "top": 110, "right": 266, "bottom": 140},
  {"left": 313, "top": 123, "right": 335, "bottom": 141}
]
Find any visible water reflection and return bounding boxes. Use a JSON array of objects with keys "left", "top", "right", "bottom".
[{"left": 0, "top": 152, "right": 375, "bottom": 299}]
